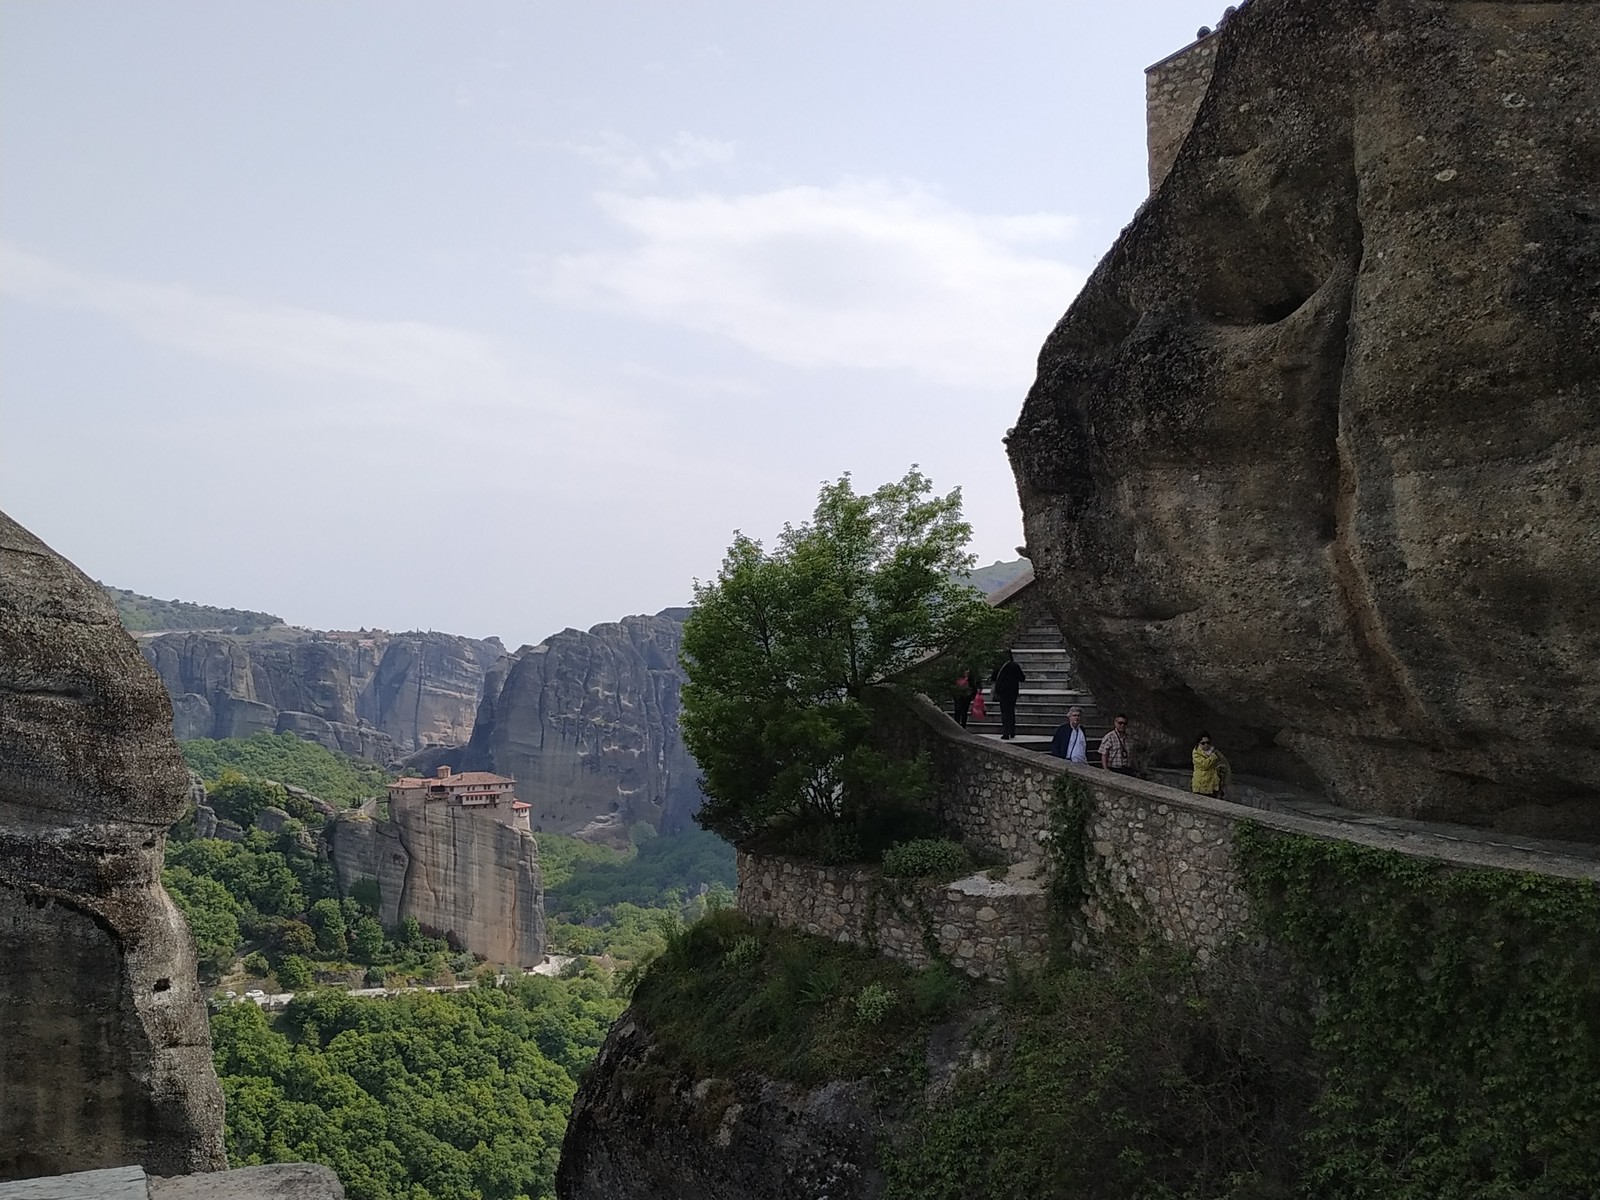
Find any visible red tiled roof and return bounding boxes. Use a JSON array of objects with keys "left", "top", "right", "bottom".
[
  {"left": 510, "top": 802, "right": 531, "bottom": 811},
  {"left": 389, "top": 772, "right": 516, "bottom": 789}
]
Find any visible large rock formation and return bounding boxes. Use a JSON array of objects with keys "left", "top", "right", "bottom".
[
  {"left": 1009, "top": 0, "right": 1600, "bottom": 837},
  {"left": 143, "top": 627, "right": 505, "bottom": 759},
  {"left": 461, "top": 610, "right": 700, "bottom": 841},
  {"left": 0, "top": 510, "right": 226, "bottom": 1178},
  {"left": 328, "top": 796, "right": 544, "bottom": 967},
  {"left": 557, "top": 1010, "right": 883, "bottom": 1200}
]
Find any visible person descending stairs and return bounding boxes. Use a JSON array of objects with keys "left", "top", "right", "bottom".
[{"left": 966, "top": 611, "right": 1107, "bottom": 754}]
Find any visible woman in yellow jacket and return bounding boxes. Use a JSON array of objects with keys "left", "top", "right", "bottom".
[{"left": 1191, "top": 732, "right": 1231, "bottom": 799}]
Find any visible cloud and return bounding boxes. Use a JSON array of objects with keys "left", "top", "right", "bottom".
[
  {"left": 0, "top": 241, "right": 515, "bottom": 411},
  {"left": 542, "top": 180, "right": 1087, "bottom": 389},
  {"left": 560, "top": 130, "right": 736, "bottom": 186}
]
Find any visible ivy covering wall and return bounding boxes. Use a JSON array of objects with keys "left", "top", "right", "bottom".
[{"left": 1233, "top": 824, "right": 1600, "bottom": 1198}]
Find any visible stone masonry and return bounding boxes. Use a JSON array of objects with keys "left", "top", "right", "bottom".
[
  {"left": 742, "top": 691, "right": 1600, "bottom": 978},
  {"left": 1145, "top": 32, "right": 1217, "bottom": 190},
  {"left": 736, "top": 853, "right": 1046, "bottom": 981}
]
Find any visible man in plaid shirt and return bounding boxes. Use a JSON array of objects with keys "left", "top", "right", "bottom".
[{"left": 1099, "top": 713, "right": 1136, "bottom": 775}]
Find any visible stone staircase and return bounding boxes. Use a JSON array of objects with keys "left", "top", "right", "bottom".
[{"left": 965, "top": 612, "right": 1107, "bottom": 751}]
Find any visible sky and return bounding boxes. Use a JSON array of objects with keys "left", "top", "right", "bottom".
[{"left": 2, "top": 1, "right": 1220, "bottom": 647}]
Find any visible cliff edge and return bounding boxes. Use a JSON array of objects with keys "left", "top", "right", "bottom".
[
  {"left": 1008, "top": 0, "right": 1600, "bottom": 836},
  {"left": 0, "top": 510, "right": 227, "bottom": 1178}
]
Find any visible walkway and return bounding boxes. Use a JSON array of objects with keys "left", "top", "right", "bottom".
[{"left": 964, "top": 607, "right": 1106, "bottom": 752}]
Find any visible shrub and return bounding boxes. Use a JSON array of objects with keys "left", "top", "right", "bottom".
[
  {"left": 882, "top": 838, "right": 971, "bottom": 880},
  {"left": 855, "top": 982, "right": 899, "bottom": 1026},
  {"left": 723, "top": 935, "right": 763, "bottom": 969},
  {"left": 911, "top": 963, "right": 968, "bottom": 1020},
  {"left": 242, "top": 951, "right": 270, "bottom": 977},
  {"left": 274, "top": 955, "right": 313, "bottom": 991}
]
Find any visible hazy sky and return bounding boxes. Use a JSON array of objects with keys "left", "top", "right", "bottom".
[{"left": 3, "top": 1, "right": 1218, "bottom": 646}]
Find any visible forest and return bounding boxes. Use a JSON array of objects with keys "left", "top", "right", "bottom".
[
  {"left": 103, "top": 583, "right": 283, "bottom": 633},
  {"left": 166, "top": 733, "right": 733, "bottom": 1199}
]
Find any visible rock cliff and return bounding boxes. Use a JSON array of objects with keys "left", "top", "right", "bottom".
[
  {"left": 143, "top": 627, "right": 505, "bottom": 759},
  {"left": 0, "top": 510, "right": 226, "bottom": 1178},
  {"left": 556, "top": 1010, "right": 883, "bottom": 1200},
  {"left": 1008, "top": 0, "right": 1600, "bottom": 837},
  {"left": 328, "top": 797, "right": 544, "bottom": 967},
  {"left": 461, "top": 610, "right": 700, "bottom": 841}
]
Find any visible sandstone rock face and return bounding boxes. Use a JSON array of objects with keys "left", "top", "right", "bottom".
[
  {"left": 0, "top": 510, "right": 226, "bottom": 1178},
  {"left": 143, "top": 628, "right": 505, "bottom": 759},
  {"left": 328, "top": 799, "right": 543, "bottom": 967},
  {"left": 556, "top": 1011, "right": 883, "bottom": 1200},
  {"left": 1009, "top": 0, "right": 1600, "bottom": 837},
  {"left": 464, "top": 611, "right": 699, "bottom": 838}
]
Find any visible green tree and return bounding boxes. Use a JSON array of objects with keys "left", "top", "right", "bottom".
[
  {"left": 274, "top": 954, "right": 314, "bottom": 991},
  {"left": 207, "top": 771, "right": 288, "bottom": 828},
  {"left": 350, "top": 917, "right": 385, "bottom": 965},
  {"left": 308, "top": 898, "right": 348, "bottom": 956},
  {"left": 681, "top": 468, "right": 1010, "bottom": 850},
  {"left": 163, "top": 866, "right": 243, "bottom": 978}
]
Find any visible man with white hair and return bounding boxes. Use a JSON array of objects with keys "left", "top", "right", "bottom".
[{"left": 1050, "top": 706, "right": 1089, "bottom": 763}]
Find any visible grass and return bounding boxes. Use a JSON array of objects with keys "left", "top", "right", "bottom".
[{"left": 629, "top": 909, "right": 967, "bottom": 1085}]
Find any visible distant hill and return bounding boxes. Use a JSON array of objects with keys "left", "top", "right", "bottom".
[
  {"left": 964, "top": 558, "right": 1031, "bottom": 595},
  {"left": 101, "top": 584, "right": 283, "bottom": 635}
]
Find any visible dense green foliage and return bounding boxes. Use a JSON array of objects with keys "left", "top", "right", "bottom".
[
  {"left": 539, "top": 828, "right": 736, "bottom": 964},
  {"left": 681, "top": 468, "right": 1010, "bottom": 852},
  {"left": 183, "top": 732, "right": 390, "bottom": 807},
  {"left": 211, "top": 974, "right": 625, "bottom": 1200},
  {"left": 545, "top": 825, "right": 735, "bottom": 916},
  {"left": 103, "top": 583, "right": 281, "bottom": 633},
  {"left": 883, "top": 950, "right": 1310, "bottom": 1200},
  {"left": 630, "top": 909, "right": 964, "bottom": 1085},
  {"left": 880, "top": 838, "right": 971, "bottom": 881},
  {"left": 1234, "top": 824, "right": 1600, "bottom": 1199}
]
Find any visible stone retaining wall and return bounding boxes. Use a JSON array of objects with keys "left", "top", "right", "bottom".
[
  {"left": 889, "top": 694, "right": 1600, "bottom": 964},
  {"left": 735, "top": 852, "right": 1048, "bottom": 980},
  {"left": 742, "top": 692, "right": 1600, "bottom": 972}
]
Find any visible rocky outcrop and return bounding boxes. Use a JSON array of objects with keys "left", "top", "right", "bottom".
[
  {"left": 143, "top": 628, "right": 505, "bottom": 759},
  {"left": 556, "top": 1010, "right": 883, "bottom": 1200},
  {"left": 0, "top": 510, "right": 226, "bottom": 1178},
  {"left": 1009, "top": 0, "right": 1600, "bottom": 837},
  {"left": 462, "top": 610, "right": 699, "bottom": 841},
  {"left": 328, "top": 798, "right": 543, "bottom": 967}
]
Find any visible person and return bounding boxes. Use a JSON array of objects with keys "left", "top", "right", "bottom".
[
  {"left": 991, "top": 650, "right": 1026, "bottom": 740},
  {"left": 952, "top": 667, "right": 983, "bottom": 727},
  {"left": 1099, "top": 713, "right": 1136, "bottom": 775},
  {"left": 1050, "top": 706, "right": 1089, "bottom": 762},
  {"left": 1190, "top": 732, "right": 1231, "bottom": 799}
]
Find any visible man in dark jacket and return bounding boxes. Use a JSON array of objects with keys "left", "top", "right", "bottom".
[{"left": 992, "top": 650, "right": 1026, "bottom": 740}]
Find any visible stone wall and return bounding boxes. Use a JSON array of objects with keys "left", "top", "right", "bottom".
[
  {"left": 1144, "top": 34, "right": 1216, "bottom": 191},
  {"left": 747, "top": 691, "right": 1600, "bottom": 974},
  {"left": 735, "top": 853, "right": 1047, "bottom": 980},
  {"left": 895, "top": 694, "right": 1600, "bottom": 959}
]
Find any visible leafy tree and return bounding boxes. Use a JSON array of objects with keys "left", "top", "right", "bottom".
[
  {"left": 350, "top": 917, "right": 385, "bottom": 964},
  {"left": 274, "top": 954, "right": 314, "bottom": 990},
  {"left": 207, "top": 771, "right": 288, "bottom": 829},
  {"left": 681, "top": 468, "right": 1010, "bottom": 850},
  {"left": 182, "top": 731, "right": 389, "bottom": 808},
  {"left": 276, "top": 920, "right": 317, "bottom": 958},
  {"left": 163, "top": 866, "right": 243, "bottom": 978},
  {"left": 309, "top": 898, "right": 348, "bottom": 955},
  {"left": 209, "top": 982, "right": 625, "bottom": 1199}
]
